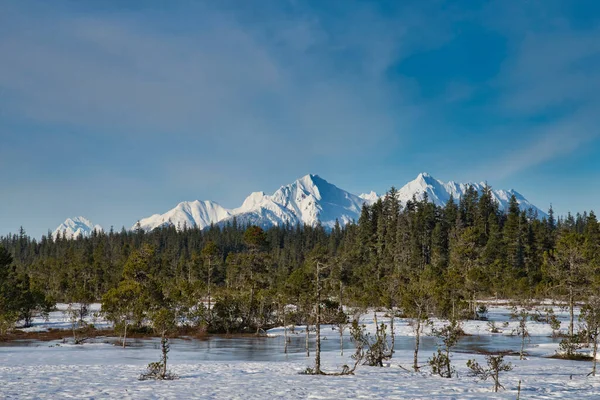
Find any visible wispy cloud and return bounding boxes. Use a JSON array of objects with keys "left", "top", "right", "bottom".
[
  {"left": 483, "top": 104, "right": 599, "bottom": 180},
  {"left": 0, "top": 2, "right": 423, "bottom": 162},
  {"left": 478, "top": 3, "right": 600, "bottom": 178}
]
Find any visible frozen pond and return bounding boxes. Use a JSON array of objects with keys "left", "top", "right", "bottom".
[
  {"left": 0, "top": 329, "right": 562, "bottom": 366},
  {"left": 0, "top": 302, "right": 576, "bottom": 364}
]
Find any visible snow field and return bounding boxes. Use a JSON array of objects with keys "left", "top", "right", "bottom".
[{"left": 1, "top": 303, "right": 598, "bottom": 399}]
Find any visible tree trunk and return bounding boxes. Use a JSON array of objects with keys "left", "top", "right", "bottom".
[
  {"left": 161, "top": 334, "right": 168, "bottom": 379},
  {"left": 452, "top": 299, "right": 455, "bottom": 321},
  {"left": 592, "top": 335, "right": 598, "bottom": 377},
  {"left": 123, "top": 321, "right": 128, "bottom": 349},
  {"left": 315, "top": 308, "right": 321, "bottom": 374},
  {"left": 569, "top": 287, "right": 574, "bottom": 337},
  {"left": 520, "top": 334, "right": 525, "bottom": 360},
  {"left": 207, "top": 259, "right": 212, "bottom": 325},
  {"left": 306, "top": 323, "right": 310, "bottom": 357},
  {"left": 283, "top": 308, "right": 288, "bottom": 354},
  {"left": 413, "top": 317, "right": 421, "bottom": 371},
  {"left": 340, "top": 325, "right": 344, "bottom": 356},
  {"left": 445, "top": 347, "right": 451, "bottom": 378},
  {"left": 339, "top": 281, "right": 344, "bottom": 356},
  {"left": 315, "top": 262, "right": 322, "bottom": 374},
  {"left": 373, "top": 311, "right": 378, "bottom": 329},
  {"left": 390, "top": 310, "right": 395, "bottom": 354},
  {"left": 494, "top": 369, "right": 500, "bottom": 392}
]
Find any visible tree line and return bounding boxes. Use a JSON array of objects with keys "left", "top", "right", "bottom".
[{"left": 1, "top": 185, "right": 599, "bottom": 338}]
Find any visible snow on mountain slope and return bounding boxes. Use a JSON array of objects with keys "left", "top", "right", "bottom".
[
  {"left": 52, "top": 217, "right": 103, "bottom": 240},
  {"left": 133, "top": 200, "right": 231, "bottom": 231},
  {"left": 229, "top": 174, "right": 365, "bottom": 229},
  {"left": 127, "top": 172, "right": 546, "bottom": 233},
  {"left": 132, "top": 174, "right": 365, "bottom": 232},
  {"left": 395, "top": 173, "right": 547, "bottom": 217},
  {"left": 359, "top": 191, "right": 379, "bottom": 205}
]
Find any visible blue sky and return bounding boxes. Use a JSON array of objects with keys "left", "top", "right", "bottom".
[{"left": 1, "top": 0, "right": 599, "bottom": 237}]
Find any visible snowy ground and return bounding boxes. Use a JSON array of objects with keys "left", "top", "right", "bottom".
[{"left": 1, "top": 303, "right": 598, "bottom": 399}]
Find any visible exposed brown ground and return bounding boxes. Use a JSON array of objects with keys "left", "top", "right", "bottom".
[{"left": 0, "top": 326, "right": 271, "bottom": 343}]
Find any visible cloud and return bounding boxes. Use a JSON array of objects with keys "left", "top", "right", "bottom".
[
  {"left": 483, "top": 104, "right": 599, "bottom": 180},
  {"left": 498, "top": 30, "right": 600, "bottom": 114},
  {"left": 0, "top": 1, "right": 427, "bottom": 164},
  {"left": 478, "top": 3, "right": 600, "bottom": 178}
]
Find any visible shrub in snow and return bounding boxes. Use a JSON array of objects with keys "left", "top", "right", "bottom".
[
  {"left": 467, "top": 354, "right": 513, "bottom": 392},
  {"left": 533, "top": 308, "right": 561, "bottom": 337},
  {"left": 429, "top": 319, "right": 463, "bottom": 378},
  {"left": 557, "top": 335, "right": 585, "bottom": 360},
  {"left": 65, "top": 303, "right": 92, "bottom": 345},
  {"left": 510, "top": 307, "right": 531, "bottom": 360},
  {"left": 476, "top": 305, "right": 488, "bottom": 321},
  {"left": 139, "top": 307, "right": 180, "bottom": 380},
  {"left": 487, "top": 321, "right": 501, "bottom": 333},
  {"left": 139, "top": 336, "right": 178, "bottom": 381},
  {"left": 363, "top": 321, "right": 393, "bottom": 367}
]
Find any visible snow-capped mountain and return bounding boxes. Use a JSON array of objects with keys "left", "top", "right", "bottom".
[
  {"left": 359, "top": 191, "right": 379, "bottom": 205},
  {"left": 132, "top": 174, "right": 365, "bottom": 231},
  {"left": 133, "top": 200, "right": 231, "bottom": 231},
  {"left": 52, "top": 172, "right": 545, "bottom": 235},
  {"left": 53, "top": 217, "right": 103, "bottom": 239},
  {"left": 230, "top": 174, "right": 365, "bottom": 229},
  {"left": 394, "top": 173, "right": 546, "bottom": 217}
]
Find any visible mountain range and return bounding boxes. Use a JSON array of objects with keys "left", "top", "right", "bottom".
[{"left": 53, "top": 173, "right": 547, "bottom": 238}]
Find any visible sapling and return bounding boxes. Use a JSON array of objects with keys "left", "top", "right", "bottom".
[
  {"left": 487, "top": 321, "right": 501, "bottom": 334},
  {"left": 402, "top": 276, "right": 434, "bottom": 372},
  {"left": 342, "top": 317, "right": 368, "bottom": 374},
  {"left": 533, "top": 307, "right": 561, "bottom": 337},
  {"left": 334, "top": 308, "right": 349, "bottom": 356},
  {"left": 429, "top": 319, "right": 463, "bottom": 378},
  {"left": 302, "top": 317, "right": 364, "bottom": 376},
  {"left": 467, "top": 354, "right": 514, "bottom": 392},
  {"left": 363, "top": 321, "right": 393, "bottom": 367},
  {"left": 139, "top": 308, "right": 178, "bottom": 380},
  {"left": 558, "top": 334, "right": 583, "bottom": 359},
  {"left": 139, "top": 336, "right": 178, "bottom": 381},
  {"left": 65, "top": 303, "right": 90, "bottom": 345},
  {"left": 510, "top": 307, "right": 531, "bottom": 360}
]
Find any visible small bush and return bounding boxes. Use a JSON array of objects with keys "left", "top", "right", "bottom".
[
  {"left": 139, "top": 361, "right": 178, "bottom": 381},
  {"left": 557, "top": 335, "right": 584, "bottom": 359},
  {"left": 487, "top": 321, "right": 501, "bottom": 333},
  {"left": 467, "top": 354, "right": 513, "bottom": 392},
  {"left": 139, "top": 337, "right": 178, "bottom": 381}
]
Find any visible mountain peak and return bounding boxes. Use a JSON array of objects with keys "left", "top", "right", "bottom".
[
  {"left": 296, "top": 173, "right": 324, "bottom": 188},
  {"left": 240, "top": 191, "right": 269, "bottom": 210},
  {"left": 415, "top": 172, "right": 437, "bottom": 184},
  {"left": 394, "top": 174, "right": 546, "bottom": 217},
  {"left": 359, "top": 191, "right": 379, "bottom": 205},
  {"left": 53, "top": 217, "right": 102, "bottom": 240}
]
